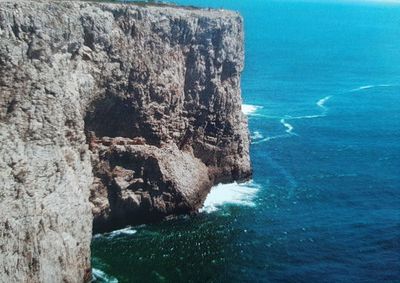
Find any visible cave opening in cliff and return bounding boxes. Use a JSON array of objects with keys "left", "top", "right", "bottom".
[{"left": 84, "top": 96, "right": 141, "bottom": 141}]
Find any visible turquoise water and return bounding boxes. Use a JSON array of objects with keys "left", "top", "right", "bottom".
[{"left": 92, "top": 1, "right": 400, "bottom": 282}]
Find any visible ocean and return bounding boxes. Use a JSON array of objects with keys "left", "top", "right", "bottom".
[{"left": 91, "top": 1, "right": 400, "bottom": 282}]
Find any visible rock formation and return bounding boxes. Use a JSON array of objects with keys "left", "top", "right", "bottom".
[{"left": 0, "top": 0, "right": 251, "bottom": 281}]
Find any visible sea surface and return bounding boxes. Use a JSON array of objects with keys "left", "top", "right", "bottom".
[{"left": 91, "top": 1, "right": 400, "bottom": 282}]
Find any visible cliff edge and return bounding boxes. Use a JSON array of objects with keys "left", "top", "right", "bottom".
[{"left": 0, "top": 0, "right": 251, "bottom": 282}]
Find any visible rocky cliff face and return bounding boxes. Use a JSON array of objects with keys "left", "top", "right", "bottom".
[{"left": 0, "top": 0, "right": 251, "bottom": 282}]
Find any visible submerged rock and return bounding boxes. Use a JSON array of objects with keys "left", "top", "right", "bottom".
[{"left": 0, "top": 0, "right": 250, "bottom": 281}]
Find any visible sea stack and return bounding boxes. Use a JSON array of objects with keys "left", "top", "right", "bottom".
[{"left": 0, "top": 0, "right": 251, "bottom": 281}]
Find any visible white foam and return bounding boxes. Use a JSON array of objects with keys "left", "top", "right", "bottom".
[
  {"left": 105, "top": 227, "right": 137, "bottom": 239},
  {"left": 251, "top": 131, "right": 264, "bottom": 140},
  {"left": 316, "top": 95, "right": 332, "bottom": 109},
  {"left": 251, "top": 118, "right": 298, "bottom": 145},
  {"left": 242, "top": 104, "right": 262, "bottom": 116},
  {"left": 92, "top": 268, "right": 118, "bottom": 283},
  {"left": 280, "top": 118, "right": 294, "bottom": 134},
  {"left": 200, "top": 181, "right": 260, "bottom": 213}
]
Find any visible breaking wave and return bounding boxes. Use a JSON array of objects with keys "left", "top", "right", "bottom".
[
  {"left": 92, "top": 268, "right": 118, "bottom": 283},
  {"left": 242, "top": 104, "right": 263, "bottom": 116},
  {"left": 251, "top": 130, "right": 264, "bottom": 140},
  {"left": 200, "top": 181, "right": 260, "bottom": 213},
  {"left": 93, "top": 227, "right": 137, "bottom": 240},
  {"left": 107, "top": 227, "right": 137, "bottom": 238}
]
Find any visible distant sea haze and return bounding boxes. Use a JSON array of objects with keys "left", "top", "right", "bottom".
[{"left": 92, "top": 1, "right": 400, "bottom": 282}]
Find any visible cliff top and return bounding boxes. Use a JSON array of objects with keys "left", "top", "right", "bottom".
[{"left": 0, "top": 0, "right": 241, "bottom": 19}]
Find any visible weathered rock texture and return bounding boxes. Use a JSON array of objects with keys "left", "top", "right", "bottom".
[{"left": 0, "top": 0, "right": 251, "bottom": 282}]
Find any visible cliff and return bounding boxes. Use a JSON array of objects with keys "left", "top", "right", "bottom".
[{"left": 0, "top": 0, "right": 251, "bottom": 282}]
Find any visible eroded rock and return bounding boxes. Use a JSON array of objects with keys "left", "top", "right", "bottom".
[
  {"left": 90, "top": 142, "right": 213, "bottom": 232},
  {"left": 0, "top": 0, "right": 250, "bottom": 282}
]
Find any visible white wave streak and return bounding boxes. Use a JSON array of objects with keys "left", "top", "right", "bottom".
[
  {"left": 290, "top": 114, "right": 324, "bottom": 119},
  {"left": 251, "top": 134, "right": 289, "bottom": 145},
  {"left": 355, "top": 85, "right": 374, "bottom": 91},
  {"left": 316, "top": 95, "right": 332, "bottom": 109},
  {"left": 107, "top": 227, "right": 137, "bottom": 238},
  {"left": 251, "top": 131, "right": 264, "bottom": 140},
  {"left": 93, "top": 227, "right": 137, "bottom": 240},
  {"left": 252, "top": 118, "right": 297, "bottom": 145},
  {"left": 242, "top": 104, "right": 263, "bottom": 116},
  {"left": 200, "top": 181, "right": 260, "bottom": 213},
  {"left": 92, "top": 268, "right": 118, "bottom": 283},
  {"left": 280, "top": 118, "right": 294, "bottom": 134},
  {"left": 349, "top": 84, "right": 394, "bottom": 92},
  {"left": 251, "top": 95, "right": 333, "bottom": 145},
  {"left": 250, "top": 113, "right": 283, "bottom": 119}
]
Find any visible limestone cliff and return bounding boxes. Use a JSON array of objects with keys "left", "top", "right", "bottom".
[{"left": 0, "top": 0, "right": 251, "bottom": 282}]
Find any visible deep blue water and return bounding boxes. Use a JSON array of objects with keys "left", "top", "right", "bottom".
[{"left": 92, "top": 1, "right": 400, "bottom": 282}]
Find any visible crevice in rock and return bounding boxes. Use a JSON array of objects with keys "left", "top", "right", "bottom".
[
  {"left": 221, "top": 60, "right": 237, "bottom": 81},
  {"left": 81, "top": 17, "right": 95, "bottom": 50},
  {"left": 6, "top": 99, "right": 17, "bottom": 115}
]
